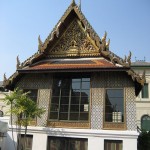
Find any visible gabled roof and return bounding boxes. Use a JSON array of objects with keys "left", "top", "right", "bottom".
[
  {"left": 18, "top": 1, "right": 131, "bottom": 67},
  {"left": 3, "top": 1, "right": 145, "bottom": 95}
]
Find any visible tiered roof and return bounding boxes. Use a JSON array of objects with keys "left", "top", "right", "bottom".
[{"left": 3, "top": 1, "right": 145, "bottom": 95}]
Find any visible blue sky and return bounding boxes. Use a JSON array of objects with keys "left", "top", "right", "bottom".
[{"left": 0, "top": 0, "right": 150, "bottom": 81}]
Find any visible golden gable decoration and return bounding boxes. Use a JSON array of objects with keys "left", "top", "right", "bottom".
[{"left": 47, "top": 19, "right": 99, "bottom": 57}]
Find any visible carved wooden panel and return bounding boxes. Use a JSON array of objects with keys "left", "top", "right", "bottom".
[
  {"left": 16, "top": 74, "right": 52, "bottom": 89},
  {"left": 47, "top": 121, "right": 90, "bottom": 129},
  {"left": 103, "top": 123, "right": 126, "bottom": 130},
  {"left": 48, "top": 19, "right": 99, "bottom": 57}
]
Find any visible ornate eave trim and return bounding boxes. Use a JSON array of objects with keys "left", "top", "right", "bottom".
[{"left": 127, "top": 69, "right": 145, "bottom": 86}]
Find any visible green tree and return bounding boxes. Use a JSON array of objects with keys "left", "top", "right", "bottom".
[
  {"left": 138, "top": 130, "right": 150, "bottom": 150},
  {"left": 4, "top": 88, "right": 45, "bottom": 150}
]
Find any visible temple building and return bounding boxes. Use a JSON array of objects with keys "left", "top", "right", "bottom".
[{"left": 3, "top": 1, "right": 145, "bottom": 150}]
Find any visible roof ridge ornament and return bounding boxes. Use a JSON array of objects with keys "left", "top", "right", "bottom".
[
  {"left": 3, "top": 73, "right": 7, "bottom": 82},
  {"left": 38, "top": 35, "right": 43, "bottom": 53},
  {"left": 16, "top": 55, "right": 21, "bottom": 69},
  {"left": 79, "top": 0, "right": 81, "bottom": 10},
  {"left": 71, "top": 0, "right": 76, "bottom": 6}
]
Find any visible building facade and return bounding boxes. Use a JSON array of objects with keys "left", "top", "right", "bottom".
[
  {"left": 0, "top": 82, "right": 9, "bottom": 150},
  {"left": 4, "top": 1, "right": 145, "bottom": 150},
  {"left": 132, "top": 61, "right": 150, "bottom": 131}
]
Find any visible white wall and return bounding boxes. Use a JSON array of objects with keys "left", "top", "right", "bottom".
[{"left": 6, "top": 127, "right": 138, "bottom": 150}]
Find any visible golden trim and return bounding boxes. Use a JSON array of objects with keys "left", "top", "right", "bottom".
[
  {"left": 103, "top": 122, "right": 126, "bottom": 130},
  {"left": 47, "top": 121, "right": 90, "bottom": 129}
]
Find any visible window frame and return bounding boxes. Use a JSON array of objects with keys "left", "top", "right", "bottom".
[
  {"left": 141, "top": 115, "right": 150, "bottom": 131},
  {"left": 103, "top": 88, "right": 126, "bottom": 130},
  {"left": 141, "top": 83, "right": 149, "bottom": 99},
  {"left": 104, "top": 139, "right": 123, "bottom": 150},
  {"left": 49, "top": 76, "right": 90, "bottom": 122},
  {"left": 47, "top": 136, "right": 88, "bottom": 150},
  {"left": 17, "top": 134, "right": 33, "bottom": 150}
]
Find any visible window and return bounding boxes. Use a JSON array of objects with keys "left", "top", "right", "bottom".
[
  {"left": 23, "top": 89, "right": 38, "bottom": 123},
  {"left": 18, "top": 134, "right": 33, "bottom": 150},
  {"left": 142, "top": 83, "right": 149, "bottom": 98},
  {"left": 50, "top": 76, "right": 90, "bottom": 121},
  {"left": 23, "top": 89, "right": 38, "bottom": 103},
  {"left": 104, "top": 140, "right": 123, "bottom": 150},
  {"left": 141, "top": 115, "right": 150, "bottom": 131},
  {"left": 47, "top": 137, "right": 88, "bottom": 150},
  {"left": 105, "top": 89, "right": 124, "bottom": 123}
]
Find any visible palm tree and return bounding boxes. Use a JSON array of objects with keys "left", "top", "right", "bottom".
[{"left": 4, "top": 88, "right": 45, "bottom": 150}]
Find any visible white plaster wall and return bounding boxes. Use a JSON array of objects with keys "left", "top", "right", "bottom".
[
  {"left": 5, "top": 127, "right": 138, "bottom": 150},
  {"left": 134, "top": 68, "right": 150, "bottom": 127},
  {"left": 0, "top": 91, "right": 10, "bottom": 117}
]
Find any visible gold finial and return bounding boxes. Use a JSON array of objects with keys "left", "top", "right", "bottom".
[
  {"left": 38, "top": 35, "right": 43, "bottom": 52},
  {"left": 16, "top": 55, "right": 21, "bottom": 69},
  {"left": 71, "top": 0, "right": 76, "bottom": 6},
  {"left": 79, "top": 0, "right": 81, "bottom": 10},
  {"left": 102, "top": 31, "right": 107, "bottom": 42},
  {"left": 127, "top": 51, "right": 132, "bottom": 66},
  {"left": 3, "top": 73, "right": 7, "bottom": 82}
]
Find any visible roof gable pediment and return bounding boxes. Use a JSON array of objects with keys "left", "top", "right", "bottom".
[
  {"left": 3, "top": 1, "right": 145, "bottom": 95},
  {"left": 45, "top": 18, "right": 99, "bottom": 57},
  {"left": 38, "top": 4, "right": 101, "bottom": 58}
]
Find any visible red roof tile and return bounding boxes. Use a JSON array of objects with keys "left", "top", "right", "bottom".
[{"left": 22, "top": 59, "right": 122, "bottom": 71}]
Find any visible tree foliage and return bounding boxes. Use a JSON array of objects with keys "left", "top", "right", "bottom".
[
  {"left": 138, "top": 131, "right": 150, "bottom": 150},
  {"left": 4, "top": 88, "right": 45, "bottom": 150}
]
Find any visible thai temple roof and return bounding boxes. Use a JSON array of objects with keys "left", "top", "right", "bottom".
[{"left": 3, "top": 0, "right": 145, "bottom": 94}]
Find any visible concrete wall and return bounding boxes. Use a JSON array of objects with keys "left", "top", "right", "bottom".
[{"left": 6, "top": 127, "right": 138, "bottom": 150}]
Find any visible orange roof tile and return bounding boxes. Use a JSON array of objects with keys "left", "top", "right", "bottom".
[{"left": 22, "top": 59, "right": 123, "bottom": 71}]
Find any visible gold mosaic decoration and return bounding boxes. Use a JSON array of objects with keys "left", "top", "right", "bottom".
[
  {"left": 47, "top": 121, "right": 90, "bottom": 129},
  {"left": 47, "top": 19, "right": 99, "bottom": 57}
]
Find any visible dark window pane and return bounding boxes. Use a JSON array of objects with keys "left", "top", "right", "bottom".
[
  {"left": 61, "top": 79, "right": 71, "bottom": 89},
  {"left": 61, "top": 89, "right": 70, "bottom": 96},
  {"left": 105, "top": 89, "right": 124, "bottom": 123},
  {"left": 141, "top": 115, "right": 150, "bottom": 131},
  {"left": 70, "top": 104, "right": 79, "bottom": 112},
  {"left": 59, "top": 113, "right": 68, "bottom": 120},
  {"left": 51, "top": 96, "right": 59, "bottom": 104},
  {"left": 70, "top": 113, "right": 79, "bottom": 120},
  {"left": 52, "top": 88, "right": 60, "bottom": 96},
  {"left": 50, "top": 112, "right": 58, "bottom": 120},
  {"left": 60, "top": 104, "right": 69, "bottom": 112},
  {"left": 81, "top": 90, "right": 89, "bottom": 97},
  {"left": 104, "top": 140, "right": 122, "bottom": 150},
  {"left": 50, "top": 103, "right": 59, "bottom": 112},
  {"left": 60, "top": 97, "right": 69, "bottom": 104},
  {"left": 71, "top": 96, "right": 80, "bottom": 104},
  {"left": 80, "top": 113, "right": 89, "bottom": 121},
  {"left": 142, "top": 83, "right": 149, "bottom": 98},
  {"left": 47, "top": 137, "right": 88, "bottom": 150},
  {"left": 50, "top": 76, "right": 90, "bottom": 121}
]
